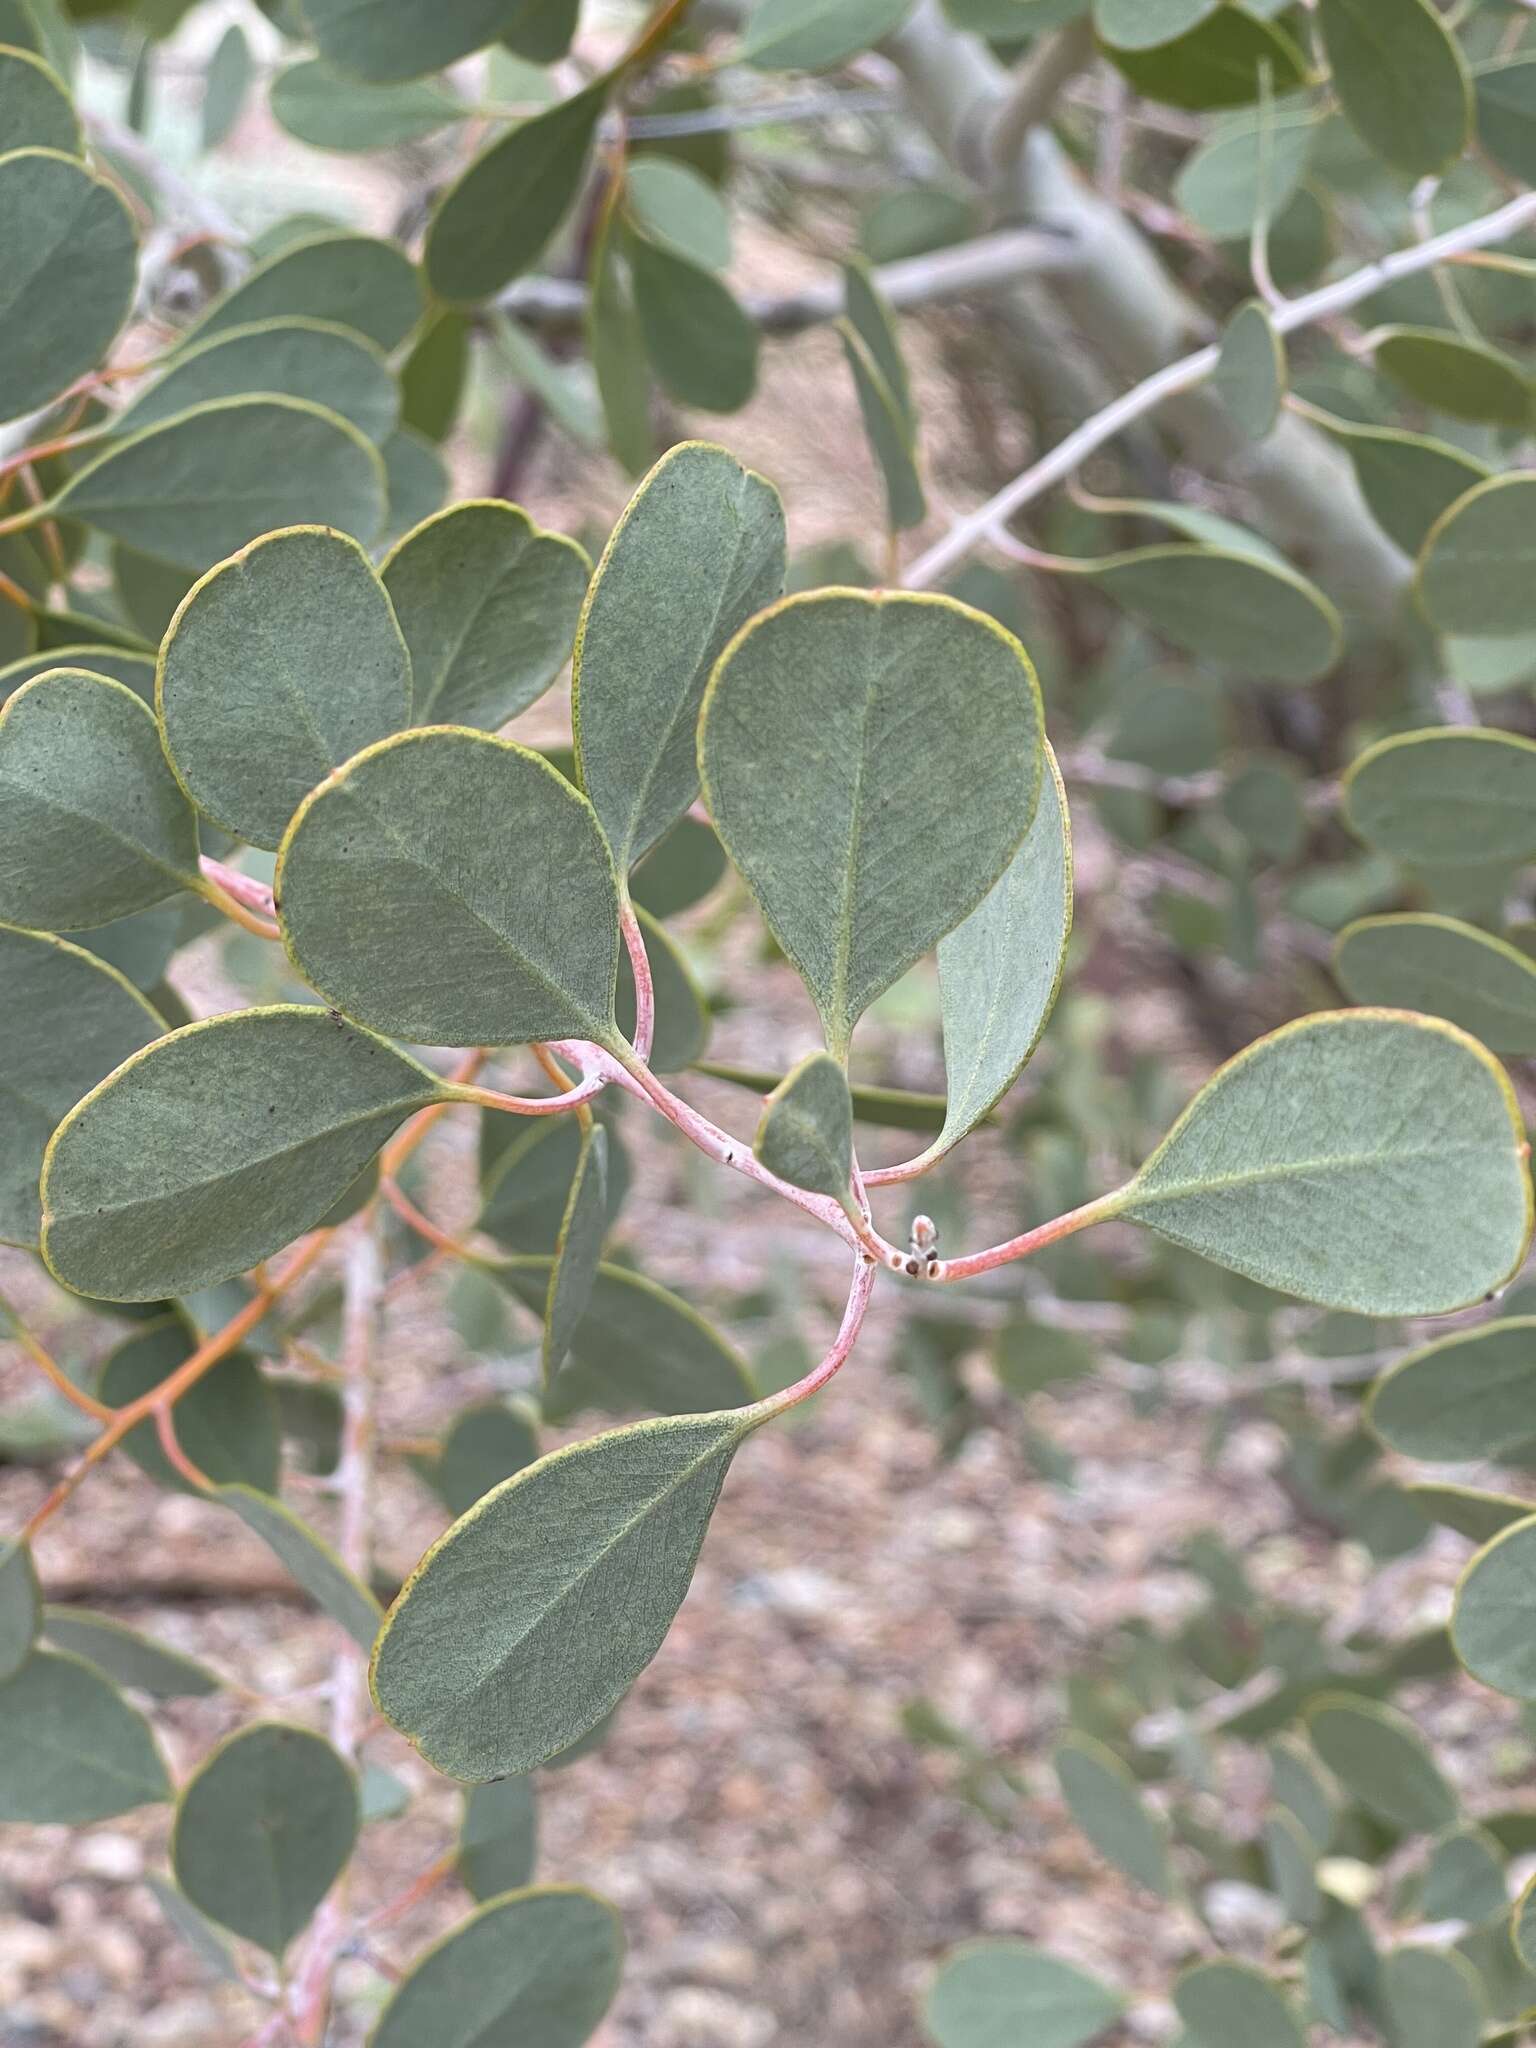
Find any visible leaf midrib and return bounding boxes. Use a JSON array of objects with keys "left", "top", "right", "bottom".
[{"left": 1126, "top": 1134, "right": 1503, "bottom": 1209}]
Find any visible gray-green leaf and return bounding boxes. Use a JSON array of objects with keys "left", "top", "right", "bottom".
[
  {"left": 276, "top": 730, "right": 622, "bottom": 1049},
  {"left": 1344, "top": 727, "right": 1536, "bottom": 868},
  {"left": 754, "top": 1052, "right": 854, "bottom": 1208},
  {"left": 1371, "top": 1319, "right": 1536, "bottom": 1463},
  {"left": 1334, "top": 915, "right": 1536, "bottom": 1056},
  {"left": 1306, "top": 1694, "right": 1457, "bottom": 1832},
  {"left": 0, "top": 147, "right": 137, "bottom": 425},
  {"left": 0, "top": 1649, "right": 169, "bottom": 1821},
  {"left": 1054, "top": 1732, "right": 1172, "bottom": 1895},
  {"left": 1108, "top": 1011, "right": 1532, "bottom": 1316},
  {"left": 700, "top": 589, "right": 1042, "bottom": 1058},
  {"left": 41, "top": 1006, "right": 449, "bottom": 1300},
  {"left": 1453, "top": 1515, "right": 1536, "bottom": 1700},
  {"left": 922, "top": 1939, "right": 1125, "bottom": 2048},
  {"left": 1318, "top": 0, "right": 1471, "bottom": 177},
  {"left": 371, "top": 1410, "right": 762, "bottom": 1778},
  {"left": 217, "top": 1484, "right": 384, "bottom": 1650}
]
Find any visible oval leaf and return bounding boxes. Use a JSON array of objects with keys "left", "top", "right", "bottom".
[
  {"left": 628, "top": 231, "right": 760, "bottom": 414},
  {"left": 0, "top": 1541, "right": 39, "bottom": 1684},
  {"left": 1315, "top": 413, "right": 1488, "bottom": 560},
  {"left": 1110, "top": 1011, "right": 1532, "bottom": 1315},
  {"left": 0, "top": 147, "right": 137, "bottom": 425},
  {"left": 1215, "top": 299, "right": 1285, "bottom": 441},
  {"left": 381, "top": 499, "right": 590, "bottom": 731},
  {"left": 1344, "top": 726, "right": 1536, "bottom": 868},
  {"left": 1381, "top": 1945, "right": 1485, "bottom": 2048},
  {"left": 372, "top": 1409, "right": 761, "bottom": 1778},
  {"left": 1374, "top": 327, "right": 1530, "bottom": 429},
  {"left": 181, "top": 230, "right": 423, "bottom": 353},
  {"left": 1054, "top": 1732, "right": 1172, "bottom": 1895},
  {"left": 172, "top": 1722, "right": 359, "bottom": 1956},
  {"left": 1453, "top": 1515, "right": 1536, "bottom": 1700},
  {"left": 371, "top": 1887, "right": 623, "bottom": 2048},
  {"left": 159, "top": 526, "right": 411, "bottom": 848},
  {"left": 42, "top": 1608, "right": 219, "bottom": 1698},
  {"left": 1306, "top": 1694, "right": 1457, "bottom": 1832},
  {"left": 277, "top": 729, "right": 622, "bottom": 1049},
  {"left": 0, "top": 45, "right": 78, "bottom": 152},
  {"left": 272, "top": 58, "right": 463, "bottom": 151},
  {"left": 426, "top": 81, "right": 609, "bottom": 303},
  {"left": 0, "top": 924, "right": 163, "bottom": 1246},
  {"left": 116, "top": 317, "right": 400, "bottom": 447},
  {"left": 1069, "top": 547, "right": 1341, "bottom": 682},
  {"left": 459, "top": 1778, "right": 538, "bottom": 1902},
  {"left": 1174, "top": 1960, "right": 1305, "bottom": 2048},
  {"left": 542, "top": 1126, "right": 608, "bottom": 1384},
  {"left": 305, "top": 0, "right": 513, "bottom": 82},
  {"left": 1417, "top": 476, "right": 1536, "bottom": 640},
  {"left": 41, "top": 1006, "right": 449, "bottom": 1300},
  {"left": 754, "top": 1051, "right": 854, "bottom": 1208},
  {"left": 217, "top": 1483, "right": 383, "bottom": 1649},
  {"left": 573, "top": 441, "right": 786, "bottom": 873},
  {"left": 1318, "top": 0, "right": 1470, "bottom": 176},
  {"left": 700, "top": 589, "right": 1042, "bottom": 1058},
  {"left": 1102, "top": 10, "right": 1309, "bottom": 110},
  {"left": 1335, "top": 915, "right": 1536, "bottom": 1055},
  {"left": 0, "top": 1649, "right": 169, "bottom": 1821},
  {"left": 53, "top": 397, "right": 387, "bottom": 575},
  {"left": 741, "top": 0, "right": 914, "bottom": 69},
  {"left": 0, "top": 671, "right": 200, "bottom": 931},
  {"left": 1371, "top": 1319, "right": 1536, "bottom": 1463},
  {"left": 922, "top": 1938, "right": 1125, "bottom": 2048}
]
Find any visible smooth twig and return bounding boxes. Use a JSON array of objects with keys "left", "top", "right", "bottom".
[{"left": 0, "top": 1292, "right": 114, "bottom": 1421}]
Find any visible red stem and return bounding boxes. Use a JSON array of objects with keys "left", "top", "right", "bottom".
[
  {"left": 752, "top": 1256, "right": 877, "bottom": 1416},
  {"left": 933, "top": 1191, "right": 1122, "bottom": 1282},
  {"left": 621, "top": 902, "right": 656, "bottom": 1064}
]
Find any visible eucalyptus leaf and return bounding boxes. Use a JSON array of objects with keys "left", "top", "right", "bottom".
[
  {"left": 159, "top": 525, "right": 411, "bottom": 849},
  {"left": 1102, "top": 9, "right": 1309, "bottom": 109},
  {"left": 922, "top": 1938, "right": 1125, "bottom": 2048},
  {"left": 277, "top": 730, "right": 622, "bottom": 1049},
  {"left": 1476, "top": 56, "right": 1536, "bottom": 185},
  {"left": 1095, "top": 0, "right": 1216, "bottom": 50},
  {"left": 52, "top": 398, "right": 388, "bottom": 574},
  {"left": 0, "top": 924, "right": 163, "bottom": 1246},
  {"left": 628, "top": 229, "right": 760, "bottom": 413},
  {"left": 172, "top": 1722, "right": 359, "bottom": 1956},
  {"left": 1172, "top": 102, "right": 1316, "bottom": 239},
  {"left": 927, "top": 742, "right": 1071, "bottom": 1166},
  {"left": 0, "top": 1541, "right": 39, "bottom": 1683},
  {"left": 1315, "top": 414, "right": 1489, "bottom": 559},
  {"left": 0, "top": 644, "right": 155, "bottom": 704},
  {"left": 182, "top": 231, "right": 423, "bottom": 353},
  {"left": 1059, "top": 547, "right": 1341, "bottom": 683},
  {"left": 427, "top": 1402, "right": 540, "bottom": 1518},
  {"left": 1174, "top": 1960, "right": 1305, "bottom": 2048},
  {"left": 1407, "top": 1482, "right": 1535, "bottom": 1546},
  {"left": 1344, "top": 726, "right": 1536, "bottom": 867},
  {"left": 1423, "top": 1826, "right": 1508, "bottom": 1925},
  {"left": 1370, "top": 1319, "right": 1536, "bottom": 1462},
  {"left": 1318, "top": 0, "right": 1470, "bottom": 177},
  {"left": 479, "top": 1116, "right": 630, "bottom": 1255},
  {"left": 100, "top": 1315, "right": 280, "bottom": 1495},
  {"left": 1054, "top": 1732, "right": 1172, "bottom": 1895},
  {"left": 840, "top": 317, "right": 926, "bottom": 531},
  {"left": 1334, "top": 916, "right": 1536, "bottom": 1055},
  {"left": 497, "top": 1259, "right": 758, "bottom": 1423},
  {"left": 305, "top": 0, "right": 515, "bottom": 82},
  {"left": 1381, "top": 1945, "right": 1485, "bottom": 2048},
  {"left": 116, "top": 318, "right": 399, "bottom": 447},
  {"left": 371, "top": 1409, "right": 763, "bottom": 1777},
  {"left": 574, "top": 442, "right": 785, "bottom": 871},
  {"left": 1214, "top": 300, "right": 1285, "bottom": 441},
  {"left": 381, "top": 500, "right": 590, "bottom": 730},
  {"left": 700, "top": 589, "right": 1042, "bottom": 1058},
  {"left": 217, "top": 1484, "right": 384, "bottom": 1650},
  {"left": 1262, "top": 1808, "right": 1321, "bottom": 1924},
  {"left": 426, "top": 81, "right": 609, "bottom": 303},
  {"left": 41, "top": 1006, "right": 450, "bottom": 1300},
  {"left": 1374, "top": 328, "right": 1531, "bottom": 429},
  {"left": 1108, "top": 1011, "right": 1532, "bottom": 1315},
  {"left": 0, "top": 671, "right": 199, "bottom": 931},
  {"left": 0, "top": 1649, "right": 169, "bottom": 1821},
  {"left": 1306, "top": 1694, "right": 1457, "bottom": 1832},
  {"left": 459, "top": 1777, "right": 538, "bottom": 1901},
  {"left": 542, "top": 1126, "right": 608, "bottom": 1384},
  {"left": 0, "top": 147, "right": 137, "bottom": 424},
  {"left": 1453, "top": 1515, "right": 1536, "bottom": 1700},
  {"left": 741, "top": 0, "right": 914, "bottom": 70},
  {"left": 271, "top": 58, "right": 463, "bottom": 148},
  {"left": 1417, "top": 476, "right": 1536, "bottom": 640},
  {"left": 0, "top": 44, "right": 78, "bottom": 152},
  {"left": 626, "top": 158, "right": 732, "bottom": 271},
  {"left": 42, "top": 1607, "right": 219, "bottom": 1697},
  {"left": 754, "top": 1052, "right": 854, "bottom": 1209},
  {"left": 370, "top": 1887, "right": 624, "bottom": 2048}
]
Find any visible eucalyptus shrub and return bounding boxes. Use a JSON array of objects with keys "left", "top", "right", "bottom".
[{"left": 5, "top": 0, "right": 1536, "bottom": 2043}]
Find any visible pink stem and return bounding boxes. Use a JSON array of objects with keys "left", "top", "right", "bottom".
[
  {"left": 933, "top": 1191, "right": 1122, "bottom": 1282},
  {"left": 621, "top": 902, "right": 655, "bottom": 1064},
  {"left": 861, "top": 1150, "right": 938, "bottom": 1188},
  {"left": 199, "top": 855, "right": 276, "bottom": 920},
  {"left": 456, "top": 1070, "right": 609, "bottom": 1118},
  {"left": 752, "top": 1256, "right": 877, "bottom": 1416}
]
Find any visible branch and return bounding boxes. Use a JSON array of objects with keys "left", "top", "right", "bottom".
[
  {"left": 495, "top": 225, "right": 1081, "bottom": 334},
  {"left": 990, "top": 16, "right": 1098, "bottom": 177},
  {"left": 904, "top": 187, "right": 1536, "bottom": 591}
]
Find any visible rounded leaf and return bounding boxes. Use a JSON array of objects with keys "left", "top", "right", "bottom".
[
  {"left": 1054, "top": 1732, "right": 1171, "bottom": 1895},
  {"left": 0, "top": 148, "right": 136, "bottom": 424},
  {"left": 370, "top": 1887, "right": 623, "bottom": 2048},
  {"left": 41, "top": 1006, "right": 448, "bottom": 1300},
  {"left": 921, "top": 1939, "right": 1125, "bottom": 2048},
  {"left": 276, "top": 729, "right": 622, "bottom": 1049},
  {"left": 1381, "top": 1945, "right": 1485, "bottom": 2048},
  {"left": 0, "top": 1649, "right": 169, "bottom": 1821},
  {"left": 1344, "top": 726, "right": 1536, "bottom": 868},
  {"left": 1174, "top": 1960, "right": 1305, "bottom": 2048},
  {"left": 573, "top": 441, "right": 787, "bottom": 872},
  {"left": 754, "top": 1052, "right": 854, "bottom": 1208},
  {"left": 158, "top": 526, "right": 411, "bottom": 848},
  {"left": 181, "top": 230, "right": 423, "bottom": 353},
  {"left": 1306, "top": 1694, "right": 1457, "bottom": 1833},
  {"left": 700, "top": 589, "right": 1042, "bottom": 1057},
  {"left": 1112, "top": 1011, "right": 1532, "bottom": 1316},
  {"left": 0, "top": 671, "right": 200, "bottom": 931},
  {"left": 1073, "top": 547, "right": 1341, "bottom": 682},
  {"left": 1318, "top": 0, "right": 1470, "bottom": 176},
  {"left": 1371, "top": 1319, "right": 1536, "bottom": 1463},
  {"left": 372, "top": 1411, "right": 759, "bottom": 1778},
  {"left": 0, "top": 1541, "right": 39, "bottom": 1684},
  {"left": 1334, "top": 915, "right": 1536, "bottom": 1055},
  {"left": 115, "top": 317, "right": 400, "bottom": 446},
  {"left": 381, "top": 500, "right": 590, "bottom": 731},
  {"left": 1453, "top": 1515, "right": 1536, "bottom": 1700},
  {"left": 305, "top": 0, "right": 515, "bottom": 83},
  {"left": 0, "top": 45, "right": 78, "bottom": 152},
  {"left": 172, "top": 1722, "right": 359, "bottom": 1956},
  {"left": 1215, "top": 299, "right": 1285, "bottom": 442},
  {"left": 1374, "top": 328, "right": 1530, "bottom": 429},
  {"left": 42, "top": 1608, "right": 218, "bottom": 1699},
  {"left": 1417, "top": 476, "right": 1536, "bottom": 640},
  {"left": 741, "top": 0, "right": 915, "bottom": 70}
]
